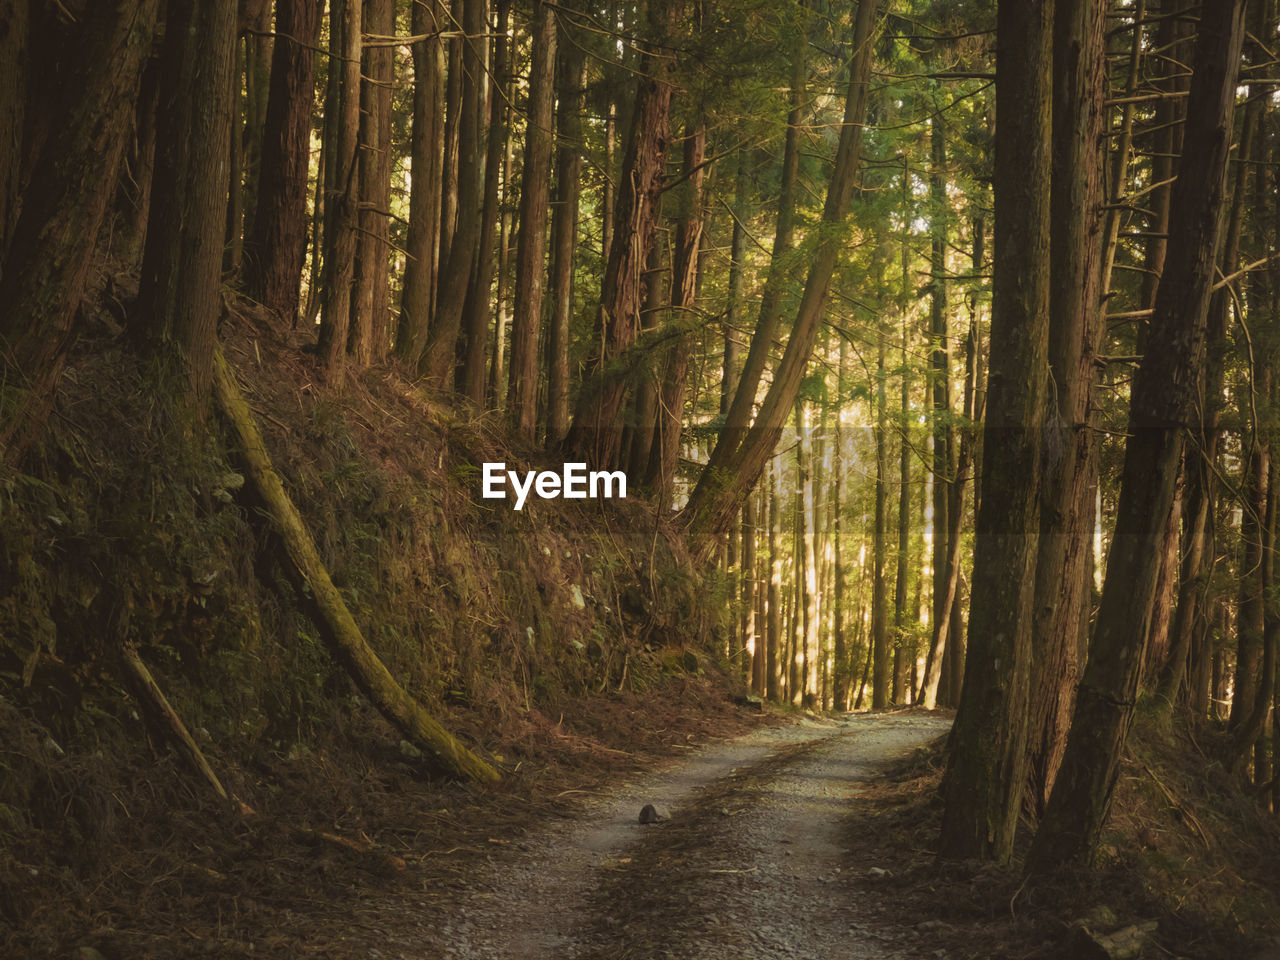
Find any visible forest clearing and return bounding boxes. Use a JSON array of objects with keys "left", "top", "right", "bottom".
[{"left": 4, "top": 0, "right": 1280, "bottom": 956}]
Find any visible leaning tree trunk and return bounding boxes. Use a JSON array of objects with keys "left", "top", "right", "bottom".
[
  {"left": 698, "top": 3, "right": 808, "bottom": 486},
  {"left": 243, "top": 0, "right": 321, "bottom": 326},
  {"left": 0, "top": 0, "right": 158, "bottom": 463},
  {"left": 1027, "top": 0, "right": 1246, "bottom": 871},
  {"left": 680, "top": 0, "right": 881, "bottom": 551},
  {"left": 938, "top": 0, "right": 1053, "bottom": 864},
  {"left": 214, "top": 347, "right": 500, "bottom": 783}
]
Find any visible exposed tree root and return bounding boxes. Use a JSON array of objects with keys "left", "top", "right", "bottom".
[{"left": 212, "top": 345, "right": 500, "bottom": 784}]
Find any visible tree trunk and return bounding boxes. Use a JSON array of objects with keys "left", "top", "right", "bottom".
[
  {"left": 348, "top": 0, "right": 394, "bottom": 367},
  {"left": 1155, "top": 90, "right": 1260, "bottom": 717},
  {"left": 1024, "top": 0, "right": 1106, "bottom": 818},
  {"left": 938, "top": 0, "right": 1053, "bottom": 863},
  {"left": 396, "top": 0, "right": 444, "bottom": 368},
  {"left": 873, "top": 336, "right": 891, "bottom": 709},
  {"left": 136, "top": 0, "right": 238, "bottom": 403},
  {"left": 767, "top": 456, "right": 782, "bottom": 702},
  {"left": 505, "top": 0, "right": 558, "bottom": 432},
  {"left": 544, "top": 4, "right": 585, "bottom": 438},
  {"left": 1028, "top": 0, "right": 1246, "bottom": 870},
  {"left": 0, "top": 0, "right": 159, "bottom": 462},
  {"left": 461, "top": 0, "right": 513, "bottom": 406},
  {"left": 649, "top": 123, "right": 707, "bottom": 507},
  {"left": 562, "top": 1, "right": 679, "bottom": 466},
  {"left": 893, "top": 260, "right": 913, "bottom": 704},
  {"left": 244, "top": 0, "right": 321, "bottom": 326},
  {"left": 317, "top": 0, "right": 362, "bottom": 378},
  {"left": 681, "top": 0, "right": 882, "bottom": 550},
  {"left": 423, "top": 0, "right": 486, "bottom": 384}
]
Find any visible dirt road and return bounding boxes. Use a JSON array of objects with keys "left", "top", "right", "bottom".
[{"left": 415, "top": 712, "right": 951, "bottom": 959}]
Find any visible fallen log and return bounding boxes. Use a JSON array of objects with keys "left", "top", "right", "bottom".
[{"left": 212, "top": 346, "right": 499, "bottom": 784}]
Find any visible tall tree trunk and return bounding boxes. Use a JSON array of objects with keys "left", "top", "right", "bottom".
[
  {"left": 563, "top": 1, "right": 679, "bottom": 465},
  {"left": 833, "top": 339, "right": 850, "bottom": 710},
  {"left": 1155, "top": 91, "right": 1260, "bottom": 716},
  {"left": 938, "top": 0, "right": 1053, "bottom": 864},
  {"left": 244, "top": 0, "right": 321, "bottom": 326},
  {"left": 348, "top": 0, "right": 394, "bottom": 367},
  {"left": 544, "top": 3, "right": 585, "bottom": 439},
  {"left": 1028, "top": 0, "right": 1246, "bottom": 870},
  {"left": 0, "top": 0, "right": 26, "bottom": 261},
  {"left": 681, "top": 0, "right": 882, "bottom": 550},
  {"left": 744, "top": 487, "right": 760, "bottom": 692},
  {"left": 136, "top": 0, "right": 238, "bottom": 402},
  {"left": 0, "top": 0, "right": 159, "bottom": 462},
  {"left": 893, "top": 253, "right": 913, "bottom": 704},
  {"left": 506, "top": 0, "right": 557, "bottom": 433},
  {"left": 722, "top": 155, "right": 749, "bottom": 415},
  {"left": 317, "top": 0, "right": 362, "bottom": 377},
  {"left": 649, "top": 123, "right": 707, "bottom": 507},
  {"left": 396, "top": 0, "right": 444, "bottom": 368},
  {"left": 767, "top": 455, "right": 782, "bottom": 702},
  {"left": 1024, "top": 0, "right": 1106, "bottom": 818},
  {"left": 461, "top": 0, "right": 513, "bottom": 406},
  {"left": 872, "top": 336, "right": 891, "bottom": 709},
  {"left": 423, "top": 0, "right": 485, "bottom": 383}
]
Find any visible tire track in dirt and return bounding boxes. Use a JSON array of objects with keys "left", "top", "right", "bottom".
[{"left": 428, "top": 713, "right": 950, "bottom": 959}]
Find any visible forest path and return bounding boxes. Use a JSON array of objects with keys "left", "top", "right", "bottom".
[{"left": 423, "top": 711, "right": 951, "bottom": 959}]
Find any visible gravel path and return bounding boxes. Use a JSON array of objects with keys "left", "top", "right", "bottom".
[{"left": 428, "top": 712, "right": 950, "bottom": 959}]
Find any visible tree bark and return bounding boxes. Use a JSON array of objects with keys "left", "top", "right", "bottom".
[
  {"left": 1028, "top": 0, "right": 1246, "bottom": 870},
  {"left": 873, "top": 336, "right": 891, "bottom": 709},
  {"left": 0, "top": 0, "right": 158, "bottom": 463},
  {"left": 562, "top": 1, "right": 678, "bottom": 466},
  {"left": 544, "top": 2, "right": 585, "bottom": 438},
  {"left": 396, "top": 0, "right": 444, "bottom": 368},
  {"left": 1024, "top": 0, "right": 1106, "bottom": 818},
  {"left": 423, "top": 0, "right": 485, "bottom": 383},
  {"left": 244, "top": 0, "right": 321, "bottom": 326},
  {"left": 460, "top": 0, "right": 512, "bottom": 405},
  {"left": 506, "top": 0, "right": 558, "bottom": 433},
  {"left": 348, "top": 0, "right": 395, "bottom": 367},
  {"left": 317, "top": 0, "right": 362, "bottom": 378},
  {"left": 938, "top": 0, "right": 1053, "bottom": 863},
  {"left": 136, "top": 0, "right": 238, "bottom": 403}
]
